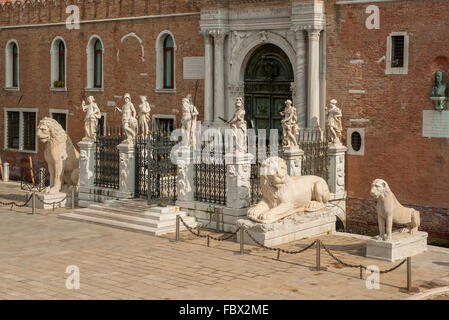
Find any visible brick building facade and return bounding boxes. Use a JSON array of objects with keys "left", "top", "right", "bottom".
[{"left": 0, "top": 0, "right": 448, "bottom": 241}]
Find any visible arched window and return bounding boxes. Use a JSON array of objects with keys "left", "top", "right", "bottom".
[
  {"left": 51, "top": 37, "right": 66, "bottom": 89},
  {"left": 58, "top": 42, "right": 65, "bottom": 82},
  {"left": 163, "top": 35, "right": 174, "bottom": 89},
  {"left": 86, "top": 35, "right": 104, "bottom": 90},
  {"left": 5, "top": 40, "right": 19, "bottom": 89},
  {"left": 155, "top": 31, "right": 176, "bottom": 91},
  {"left": 12, "top": 43, "right": 18, "bottom": 87},
  {"left": 94, "top": 39, "right": 102, "bottom": 88}
]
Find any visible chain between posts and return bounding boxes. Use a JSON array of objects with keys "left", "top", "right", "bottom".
[
  {"left": 0, "top": 190, "right": 76, "bottom": 212},
  {"left": 0, "top": 194, "right": 33, "bottom": 209}
]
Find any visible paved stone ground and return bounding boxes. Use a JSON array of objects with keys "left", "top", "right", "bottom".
[{"left": 1, "top": 182, "right": 448, "bottom": 300}]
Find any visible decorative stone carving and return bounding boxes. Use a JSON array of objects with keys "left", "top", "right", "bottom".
[
  {"left": 370, "top": 179, "right": 421, "bottom": 241},
  {"left": 36, "top": 117, "right": 80, "bottom": 194},
  {"left": 247, "top": 157, "right": 330, "bottom": 224},
  {"left": 138, "top": 96, "right": 152, "bottom": 136},
  {"left": 115, "top": 93, "right": 138, "bottom": 143},
  {"left": 82, "top": 96, "right": 101, "bottom": 141},
  {"left": 280, "top": 99, "right": 299, "bottom": 150},
  {"left": 229, "top": 97, "right": 248, "bottom": 154},
  {"left": 117, "top": 142, "right": 135, "bottom": 196},
  {"left": 226, "top": 153, "right": 252, "bottom": 209},
  {"left": 181, "top": 95, "right": 199, "bottom": 147},
  {"left": 430, "top": 70, "right": 448, "bottom": 111},
  {"left": 326, "top": 99, "right": 343, "bottom": 146}
]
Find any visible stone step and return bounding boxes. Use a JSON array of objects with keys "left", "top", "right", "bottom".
[
  {"left": 88, "top": 203, "right": 182, "bottom": 219},
  {"left": 59, "top": 212, "right": 197, "bottom": 236},
  {"left": 73, "top": 208, "right": 189, "bottom": 228}
]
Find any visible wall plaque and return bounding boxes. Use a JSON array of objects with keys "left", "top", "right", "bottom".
[
  {"left": 183, "top": 57, "right": 205, "bottom": 80},
  {"left": 422, "top": 110, "right": 449, "bottom": 138}
]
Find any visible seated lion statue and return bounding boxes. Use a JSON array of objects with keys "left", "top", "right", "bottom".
[
  {"left": 247, "top": 157, "right": 330, "bottom": 224},
  {"left": 370, "top": 179, "right": 420, "bottom": 241},
  {"left": 36, "top": 117, "right": 80, "bottom": 194}
]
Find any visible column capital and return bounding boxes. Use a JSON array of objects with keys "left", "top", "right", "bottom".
[
  {"left": 307, "top": 28, "right": 322, "bottom": 41},
  {"left": 209, "top": 29, "right": 229, "bottom": 44}
]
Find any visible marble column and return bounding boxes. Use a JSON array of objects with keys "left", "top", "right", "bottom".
[
  {"left": 176, "top": 147, "right": 195, "bottom": 203},
  {"left": 204, "top": 34, "right": 214, "bottom": 124},
  {"left": 281, "top": 148, "right": 304, "bottom": 177},
  {"left": 213, "top": 30, "right": 226, "bottom": 123},
  {"left": 117, "top": 142, "right": 135, "bottom": 197},
  {"left": 327, "top": 145, "right": 347, "bottom": 199},
  {"left": 78, "top": 140, "right": 96, "bottom": 188},
  {"left": 308, "top": 29, "right": 321, "bottom": 128},
  {"left": 225, "top": 153, "right": 253, "bottom": 209},
  {"left": 295, "top": 29, "right": 307, "bottom": 129}
]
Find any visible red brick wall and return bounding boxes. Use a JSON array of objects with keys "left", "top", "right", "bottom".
[
  {"left": 0, "top": 0, "right": 203, "bottom": 178},
  {"left": 326, "top": 0, "right": 449, "bottom": 240}
]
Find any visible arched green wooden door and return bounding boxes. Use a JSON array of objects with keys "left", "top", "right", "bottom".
[{"left": 244, "top": 44, "right": 294, "bottom": 134}]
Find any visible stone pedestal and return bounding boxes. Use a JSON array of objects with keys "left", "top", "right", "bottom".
[
  {"left": 117, "top": 142, "right": 136, "bottom": 197},
  {"left": 225, "top": 153, "right": 253, "bottom": 209},
  {"left": 366, "top": 231, "right": 428, "bottom": 262},
  {"left": 34, "top": 192, "right": 68, "bottom": 209},
  {"left": 327, "top": 145, "right": 347, "bottom": 199},
  {"left": 237, "top": 210, "right": 336, "bottom": 247},
  {"left": 78, "top": 140, "right": 96, "bottom": 188},
  {"left": 176, "top": 147, "right": 195, "bottom": 203},
  {"left": 281, "top": 147, "right": 304, "bottom": 177}
]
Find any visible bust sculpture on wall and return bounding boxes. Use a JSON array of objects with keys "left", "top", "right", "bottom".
[
  {"left": 247, "top": 157, "right": 330, "bottom": 224},
  {"left": 370, "top": 179, "right": 421, "bottom": 241},
  {"left": 430, "top": 70, "right": 448, "bottom": 111},
  {"left": 36, "top": 117, "right": 80, "bottom": 194},
  {"left": 82, "top": 96, "right": 101, "bottom": 141}
]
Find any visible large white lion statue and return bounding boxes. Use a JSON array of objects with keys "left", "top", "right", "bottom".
[
  {"left": 36, "top": 117, "right": 80, "bottom": 194},
  {"left": 247, "top": 157, "right": 330, "bottom": 224},
  {"left": 370, "top": 179, "right": 420, "bottom": 241}
]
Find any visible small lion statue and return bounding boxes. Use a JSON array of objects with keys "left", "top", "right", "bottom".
[
  {"left": 247, "top": 157, "right": 330, "bottom": 224},
  {"left": 36, "top": 117, "right": 80, "bottom": 194},
  {"left": 370, "top": 179, "right": 420, "bottom": 241}
]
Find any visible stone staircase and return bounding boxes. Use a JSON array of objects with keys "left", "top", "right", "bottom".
[{"left": 58, "top": 199, "right": 197, "bottom": 236}]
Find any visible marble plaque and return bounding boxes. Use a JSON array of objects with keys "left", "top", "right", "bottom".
[
  {"left": 422, "top": 110, "right": 449, "bottom": 138},
  {"left": 183, "top": 57, "right": 205, "bottom": 80}
]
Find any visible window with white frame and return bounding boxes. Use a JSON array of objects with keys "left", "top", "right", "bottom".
[
  {"left": 4, "top": 108, "right": 38, "bottom": 153},
  {"left": 5, "top": 40, "right": 19, "bottom": 89},
  {"left": 155, "top": 31, "right": 176, "bottom": 91},
  {"left": 50, "top": 109, "right": 68, "bottom": 131},
  {"left": 51, "top": 37, "right": 66, "bottom": 89},
  {"left": 86, "top": 36, "right": 104, "bottom": 90},
  {"left": 386, "top": 32, "right": 409, "bottom": 75}
]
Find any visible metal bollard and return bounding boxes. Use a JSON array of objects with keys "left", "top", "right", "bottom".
[
  {"left": 215, "top": 208, "right": 220, "bottom": 233},
  {"left": 316, "top": 240, "right": 321, "bottom": 271},
  {"left": 175, "top": 215, "right": 180, "bottom": 241},
  {"left": 71, "top": 188, "right": 75, "bottom": 209},
  {"left": 407, "top": 257, "right": 412, "bottom": 292},
  {"left": 239, "top": 228, "right": 245, "bottom": 254},
  {"left": 360, "top": 267, "right": 363, "bottom": 280},
  {"left": 31, "top": 192, "right": 36, "bottom": 215},
  {"left": 207, "top": 235, "right": 210, "bottom": 247}
]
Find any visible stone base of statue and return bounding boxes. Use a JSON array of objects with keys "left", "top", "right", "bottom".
[
  {"left": 33, "top": 192, "right": 69, "bottom": 210},
  {"left": 366, "top": 231, "right": 428, "bottom": 262},
  {"left": 237, "top": 210, "right": 336, "bottom": 247}
]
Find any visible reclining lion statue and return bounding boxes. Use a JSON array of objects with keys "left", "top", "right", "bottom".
[
  {"left": 370, "top": 179, "right": 420, "bottom": 241},
  {"left": 247, "top": 157, "right": 330, "bottom": 224},
  {"left": 36, "top": 117, "right": 80, "bottom": 194}
]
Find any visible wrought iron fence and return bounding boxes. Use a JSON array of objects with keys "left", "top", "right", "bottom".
[
  {"left": 194, "top": 140, "right": 226, "bottom": 205},
  {"left": 94, "top": 127, "right": 124, "bottom": 190},
  {"left": 249, "top": 143, "right": 276, "bottom": 205},
  {"left": 299, "top": 129, "right": 329, "bottom": 181},
  {"left": 20, "top": 167, "right": 49, "bottom": 192},
  {"left": 135, "top": 134, "right": 149, "bottom": 197},
  {"left": 146, "top": 129, "right": 177, "bottom": 204}
]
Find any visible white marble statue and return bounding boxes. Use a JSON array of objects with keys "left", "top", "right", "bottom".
[
  {"left": 229, "top": 97, "right": 247, "bottom": 154},
  {"left": 280, "top": 99, "right": 299, "bottom": 150},
  {"left": 181, "top": 96, "right": 199, "bottom": 147},
  {"left": 36, "top": 117, "right": 80, "bottom": 194},
  {"left": 82, "top": 96, "right": 101, "bottom": 141},
  {"left": 370, "top": 179, "right": 421, "bottom": 241},
  {"left": 326, "top": 99, "right": 343, "bottom": 146},
  {"left": 115, "top": 93, "right": 138, "bottom": 143},
  {"left": 138, "top": 96, "right": 152, "bottom": 136},
  {"left": 247, "top": 157, "right": 330, "bottom": 224}
]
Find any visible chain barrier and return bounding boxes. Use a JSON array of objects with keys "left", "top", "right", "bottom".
[
  {"left": 179, "top": 216, "right": 240, "bottom": 241},
  {"left": 0, "top": 194, "right": 33, "bottom": 209},
  {"left": 34, "top": 194, "right": 70, "bottom": 206}
]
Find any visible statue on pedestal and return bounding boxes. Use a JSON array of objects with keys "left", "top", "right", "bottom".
[
  {"left": 82, "top": 96, "right": 101, "bottom": 141},
  {"left": 115, "top": 93, "right": 138, "bottom": 143},
  {"left": 229, "top": 97, "right": 247, "bottom": 154},
  {"left": 280, "top": 99, "right": 299, "bottom": 150},
  {"left": 138, "top": 96, "right": 152, "bottom": 136},
  {"left": 326, "top": 99, "right": 343, "bottom": 146},
  {"left": 181, "top": 95, "right": 199, "bottom": 147},
  {"left": 430, "top": 70, "right": 448, "bottom": 111}
]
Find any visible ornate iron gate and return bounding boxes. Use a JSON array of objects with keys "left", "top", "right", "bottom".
[
  {"left": 135, "top": 135, "right": 149, "bottom": 197},
  {"left": 145, "top": 130, "right": 177, "bottom": 204},
  {"left": 94, "top": 127, "right": 123, "bottom": 189}
]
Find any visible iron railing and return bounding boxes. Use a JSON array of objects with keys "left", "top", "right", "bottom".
[
  {"left": 299, "top": 140, "right": 329, "bottom": 181},
  {"left": 135, "top": 134, "right": 149, "bottom": 197},
  {"left": 94, "top": 127, "right": 124, "bottom": 190},
  {"left": 20, "top": 167, "right": 49, "bottom": 192}
]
